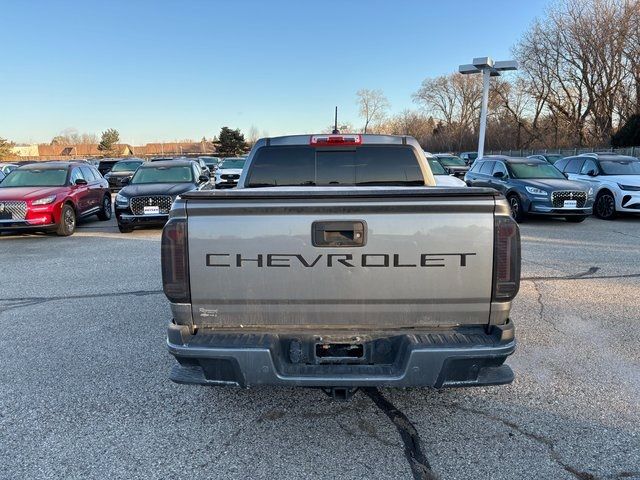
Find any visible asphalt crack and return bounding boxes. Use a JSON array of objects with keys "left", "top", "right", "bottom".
[
  {"left": 0, "top": 289, "right": 163, "bottom": 313},
  {"left": 445, "top": 402, "right": 598, "bottom": 480},
  {"left": 531, "top": 280, "right": 562, "bottom": 335},
  {"left": 522, "top": 266, "right": 640, "bottom": 282},
  {"left": 363, "top": 388, "right": 436, "bottom": 480}
]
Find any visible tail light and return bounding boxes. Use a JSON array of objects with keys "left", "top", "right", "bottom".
[
  {"left": 161, "top": 218, "right": 190, "bottom": 303},
  {"left": 493, "top": 216, "right": 521, "bottom": 301},
  {"left": 310, "top": 134, "right": 362, "bottom": 145}
]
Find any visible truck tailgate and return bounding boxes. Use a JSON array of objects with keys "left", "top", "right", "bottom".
[{"left": 184, "top": 188, "right": 497, "bottom": 329}]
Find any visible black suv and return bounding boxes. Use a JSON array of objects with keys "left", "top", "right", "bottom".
[
  {"left": 465, "top": 156, "right": 593, "bottom": 222},
  {"left": 104, "top": 158, "right": 144, "bottom": 192},
  {"left": 97, "top": 158, "right": 120, "bottom": 176},
  {"left": 114, "top": 160, "right": 210, "bottom": 232}
]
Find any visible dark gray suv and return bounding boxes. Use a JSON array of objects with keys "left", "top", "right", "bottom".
[{"left": 464, "top": 156, "right": 594, "bottom": 222}]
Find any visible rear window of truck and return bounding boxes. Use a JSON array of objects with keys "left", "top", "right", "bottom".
[{"left": 245, "top": 145, "right": 424, "bottom": 187}]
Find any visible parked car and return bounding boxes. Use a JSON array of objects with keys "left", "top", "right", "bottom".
[
  {"left": 163, "top": 133, "right": 520, "bottom": 398},
  {"left": 0, "top": 163, "right": 19, "bottom": 175},
  {"left": 426, "top": 156, "right": 467, "bottom": 187},
  {"left": 199, "top": 156, "right": 221, "bottom": 173},
  {"left": 554, "top": 153, "right": 640, "bottom": 220},
  {"left": 104, "top": 158, "right": 144, "bottom": 192},
  {"left": 527, "top": 154, "right": 564, "bottom": 164},
  {"left": 214, "top": 157, "right": 246, "bottom": 188},
  {"left": 433, "top": 154, "right": 470, "bottom": 178},
  {"left": 459, "top": 151, "right": 478, "bottom": 165},
  {"left": 465, "top": 156, "right": 593, "bottom": 222},
  {"left": 0, "top": 161, "right": 111, "bottom": 236},
  {"left": 194, "top": 158, "right": 211, "bottom": 178},
  {"left": 97, "top": 158, "right": 120, "bottom": 176},
  {"left": 115, "top": 160, "right": 209, "bottom": 233}
]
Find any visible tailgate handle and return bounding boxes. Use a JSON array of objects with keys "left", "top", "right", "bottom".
[{"left": 312, "top": 221, "right": 366, "bottom": 247}]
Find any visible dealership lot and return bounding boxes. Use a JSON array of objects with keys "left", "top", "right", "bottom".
[{"left": 0, "top": 216, "right": 639, "bottom": 480}]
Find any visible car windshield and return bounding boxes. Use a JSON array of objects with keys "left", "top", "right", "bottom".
[
  {"left": 599, "top": 160, "right": 640, "bottom": 175},
  {"left": 131, "top": 166, "right": 194, "bottom": 184},
  {"left": 509, "top": 162, "right": 565, "bottom": 179},
  {"left": 221, "top": 159, "right": 246, "bottom": 169},
  {"left": 111, "top": 161, "right": 142, "bottom": 172},
  {"left": 428, "top": 159, "right": 447, "bottom": 175},
  {"left": 438, "top": 156, "right": 466, "bottom": 167},
  {"left": 0, "top": 168, "right": 68, "bottom": 187}
]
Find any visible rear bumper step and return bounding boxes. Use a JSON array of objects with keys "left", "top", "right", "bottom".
[{"left": 167, "top": 322, "right": 516, "bottom": 388}]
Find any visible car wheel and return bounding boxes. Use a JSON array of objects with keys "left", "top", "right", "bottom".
[
  {"left": 97, "top": 195, "right": 112, "bottom": 221},
  {"left": 118, "top": 223, "right": 134, "bottom": 233},
  {"left": 56, "top": 204, "right": 76, "bottom": 236},
  {"left": 594, "top": 191, "right": 616, "bottom": 220},
  {"left": 508, "top": 194, "right": 525, "bottom": 222},
  {"left": 565, "top": 215, "right": 587, "bottom": 223}
]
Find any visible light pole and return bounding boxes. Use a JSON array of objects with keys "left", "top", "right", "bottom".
[{"left": 459, "top": 57, "right": 517, "bottom": 158}]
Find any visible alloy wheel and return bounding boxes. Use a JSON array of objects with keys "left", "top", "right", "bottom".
[
  {"left": 596, "top": 194, "right": 615, "bottom": 219},
  {"left": 64, "top": 208, "right": 75, "bottom": 231}
]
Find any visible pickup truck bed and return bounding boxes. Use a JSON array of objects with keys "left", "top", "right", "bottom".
[{"left": 163, "top": 186, "right": 520, "bottom": 392}]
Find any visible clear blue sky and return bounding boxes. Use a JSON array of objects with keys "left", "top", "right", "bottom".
[{"left": 1, "top": 0, "right": 549, "bottom": 145}]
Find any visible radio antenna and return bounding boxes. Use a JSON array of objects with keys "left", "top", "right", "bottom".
[{"left": 332, "top": 106, "right": 339, "bottom": 134}]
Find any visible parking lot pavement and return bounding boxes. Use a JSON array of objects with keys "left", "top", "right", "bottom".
[{"left": 1, "top": 215, "right": 639, "bottom": 480}]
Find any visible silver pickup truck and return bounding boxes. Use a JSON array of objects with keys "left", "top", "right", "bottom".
[{"left": 162, "top": 134, "right": 521, "bottom": 399}]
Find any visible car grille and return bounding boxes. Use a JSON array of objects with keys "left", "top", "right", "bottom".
[
  {"left": 221, "top": 174, "right": 239, "bottom": 181},
  {"left": 0, "top": 201, "right": 27, "bottom": 220},
  {"left": 130, "top": 195, "right": 173, "bottom": 215},
  {"left": 108, "top": 177, "right": 119, "bottom": 186},
  {"left": 551, "top": 191, "right": 587, "bottom": 208}
]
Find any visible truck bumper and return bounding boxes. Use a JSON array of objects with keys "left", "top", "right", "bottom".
[{"left": 167, "top": 321, "right": 516, "bottom": 389}]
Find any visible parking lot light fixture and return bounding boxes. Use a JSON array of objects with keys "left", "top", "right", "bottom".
[{"left": 459, "top": 57, "right": 518, "bottom": 159}]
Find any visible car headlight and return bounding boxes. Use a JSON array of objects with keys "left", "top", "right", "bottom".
[
  {"left": 525, "top": 186, "right": 548, "bottom": 196},
  {"left": 32, "top": 195, "right": 57, "bottom": 205},
  {"left": 618, "top": 183, "right": 640, "bottom": 191},
  {"left": 588, "top": 187, "right": 594, "bottom": 197},
  {"left": 115, "top": 193, "right": 129, "bottom": 206}
]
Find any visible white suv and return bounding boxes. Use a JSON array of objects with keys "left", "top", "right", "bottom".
[{"left": 555, "top": 153, "right": 640, "bottom": 219}]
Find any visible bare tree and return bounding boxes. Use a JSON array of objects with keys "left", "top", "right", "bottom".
[
  {"left": 413, "top": 73, "right": 485, "bottom": 150},
  {"left": 516, "top": 0, "right": 634, "bottom": 145},
  {"left": 247, "top": 125, "right": 260, "bottom": 146},
  {"left": 356, "top": 89, "right": 390, "bottom": 133},
  {"left": 0, "top": 137, "right": 15, "bottom": 160},
  {"left": 51, "top": 128, "right": 98, "bottom": 145}
]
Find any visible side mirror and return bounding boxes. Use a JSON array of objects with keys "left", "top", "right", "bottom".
[
  {"left": 587, "top": 169, "right": 597, "bottom": 177},
  {"left": 198, "top": 175, "right": 209, "bottom": 183},
  {"left": 493, "top": 171, "right": 505, "bottom": 178},
  {"left": 563, "top": 172, "right": 569, "bottom": 179},
  {"left": 121, "top": 177, "right": 130, "bottom": 185},
  {"left": 74, "top": 178, "right": 88, "bottom": 186}
]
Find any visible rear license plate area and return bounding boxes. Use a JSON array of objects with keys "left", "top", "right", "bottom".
[{"left": 315, "top": 342, "right": 364, "bottom": 362}]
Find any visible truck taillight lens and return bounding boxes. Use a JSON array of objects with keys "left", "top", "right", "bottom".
[
  {"left": 493, "top": 216, "right": 521, "bottom": 301},
  {"left": 161, "top": 218, "right": 190, "bottom": 303}
]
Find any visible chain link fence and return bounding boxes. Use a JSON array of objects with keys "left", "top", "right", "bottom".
[{"left": 484, "top": 146, "right": 639, "bottom": 158}]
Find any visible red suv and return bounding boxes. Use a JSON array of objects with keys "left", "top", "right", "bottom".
[{"left": 0, "top": 161, "right": 112, "bottom": 236}]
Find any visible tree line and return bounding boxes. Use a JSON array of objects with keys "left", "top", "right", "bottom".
[{"left": 356, "top": 0, "right": 640, "bottom": 152}]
